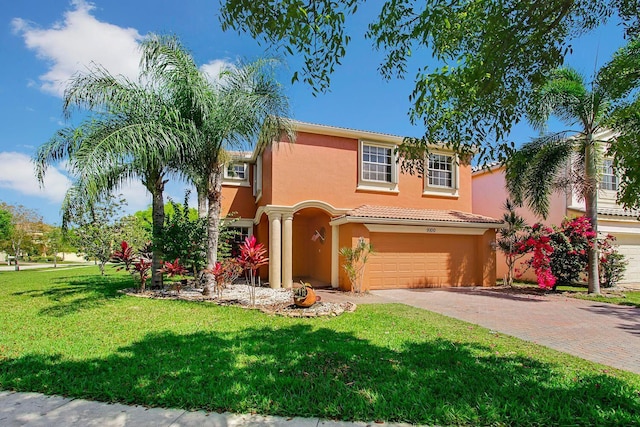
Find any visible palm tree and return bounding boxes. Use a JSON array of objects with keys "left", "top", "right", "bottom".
[
  {"left": 505, "top": 67, "right": 613, "bottom": 295},
  {"left": 140, "top": 35, "right": 294, "bottom": 294},
  {"left": 34, "top": 63, "right": 196, "bottom": 289}
]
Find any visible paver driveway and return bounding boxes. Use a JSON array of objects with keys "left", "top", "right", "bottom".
[{"left": 370, "top": 287, "right": 640, "bottom": 374}]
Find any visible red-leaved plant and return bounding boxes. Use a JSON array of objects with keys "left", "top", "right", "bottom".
[
  {"left": 160, "top": 258, "right": 189, "bottom": 293},
  {"left": 111, "top": 241, "right": 153, "bottom": 292},
  {"left": 161, "top": 258, "right": 188, "bottom": 278},
  {"left": 111, "top": 241, "right": 135, "bottom": 272},
  {"left": 239, "top": 236, "right": 269, "bottom": 306},
  {"left": 208, "top": 258, "right": 244, "bottom": 298},
  {"left": 132, "top": 257, "right": 153, "bottom": 291}
]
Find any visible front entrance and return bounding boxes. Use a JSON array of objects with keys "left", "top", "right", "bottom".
[{"left": 292, "top": 207, "right": 332, "bottom": 287}]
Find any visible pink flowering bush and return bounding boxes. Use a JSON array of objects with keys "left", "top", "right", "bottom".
[
  {"left": 517, "top": 224, "right": 556, "bottom": 289},
  {"left": 516, "top": 218, "right": 591, "bottom": 290}
]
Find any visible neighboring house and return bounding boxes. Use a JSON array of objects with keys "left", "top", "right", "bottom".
[
  {"left": 472, "top": 132, "right": 640, "bottom": 284},
  {"left": 221, "top": 120, "right": 502, "bottom": 291}
]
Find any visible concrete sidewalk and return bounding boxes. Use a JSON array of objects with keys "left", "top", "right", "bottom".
[
  {"left": 0, "top": 263, "right": 93, "bottom": 272},
  {"left": 0, "top": 391, "right": 413, "bottom": 427},
  {"left": 371, "top": 287, "right": 640, "bottom": 374}
]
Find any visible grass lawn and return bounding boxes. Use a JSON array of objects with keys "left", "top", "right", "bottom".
[
  {"left": 506, "top": 280, "right": 640, "bottom": 308},
  {"left": 1, "top": 267, "right": 639, "bottom": 425},
  {"left": 573, "top": 290, "right": 640, "bottom": 308}
]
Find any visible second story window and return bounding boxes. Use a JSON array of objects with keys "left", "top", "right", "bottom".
[
  {"left": 600, "top": 159, "right": 618, "bottom": 191},
  {"left": 223, "top": 162, "right": 250, "bottom": 187},
  {"left": 428, "top": 154, "right": 453, "bottom": 188},
  {"left": 362, "top": 144, "right": 392, "bottom": 182},
  {"left": 358, "top": 140, "right": 399, "bottom": 192},
  {"left": 225, "top": 163, "right": 247, "bottom": 180},
  {"left": 423, "top": 151, "right": 458, "bottom": 197}
]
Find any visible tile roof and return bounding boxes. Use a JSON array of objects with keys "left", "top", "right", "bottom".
[
  {"left": 292, "top": 119, "right": 405, "bottom": 140},
  {"left": 599, "top": 207, "right": 640, "bottom": 218},
  {"left": 343, "top": 205, "right": 503, "bottom": 224},
  {"left": 572, "top": 206, "right": 640, "bottom": 218}
]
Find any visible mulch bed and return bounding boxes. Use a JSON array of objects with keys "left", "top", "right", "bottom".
[{"left": 120, "top": 283, "right": 356, "bottom": 317}]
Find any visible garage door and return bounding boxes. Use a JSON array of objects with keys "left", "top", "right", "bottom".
[
  {"left": 613, "top": 234, "right": 640, "bottom": 284},
  {"left": 366, "top": 233, "right": 480, "bottom": 289}
]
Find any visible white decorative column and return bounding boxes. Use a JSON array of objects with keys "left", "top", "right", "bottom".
[
  {"left": 282, "top": 212, "right": 293, "bottom": 289},
  {"left": 268, "top": 213, "right": 282, "bottom": 288},
  {"left": 331, "top": 224, "right": 340, "bottom": 288}
]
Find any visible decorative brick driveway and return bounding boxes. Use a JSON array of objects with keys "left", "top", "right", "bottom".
[{"left": 370, "top": 288, "right": 640, "bottom": 374}]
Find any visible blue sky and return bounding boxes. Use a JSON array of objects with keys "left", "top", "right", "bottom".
[{"left": 0, "top": 0, "right": 628, "bottom": 224}]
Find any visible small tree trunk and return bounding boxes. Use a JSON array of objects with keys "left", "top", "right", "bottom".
[
  {"left": 150, "top": 174, "right": 166, "bottom": 289},
  {"left": 197, "top": 189, "right": 207, "bottom": 219},
  {"left": 203, "top": 166, "right": 224, "bottom": 296},
  {"left": 585, "top": 136, "right": 601, "bottom": 295},
  {"left": 13, "top": 243, "right": 20, "bottom": 271}
]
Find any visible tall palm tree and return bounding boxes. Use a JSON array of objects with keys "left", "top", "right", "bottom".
[
  {"left": 34, "top": 63, "right": 196, "bottom": 289},
  {"left": 505, "top": 67, "right": 613, "bottom": 295},
  {"left": 140, "top": 35, "right": 294, "bottom": 293}
]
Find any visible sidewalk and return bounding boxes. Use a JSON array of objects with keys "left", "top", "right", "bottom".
[
  {"left": 0, "top": 391, "right": 414, "bottom": 427},
  {"left": 0, "top": 263, "right": 93, "bottom": 272}
]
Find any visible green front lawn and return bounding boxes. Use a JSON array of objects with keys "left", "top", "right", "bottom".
[
  {"left": 1, "top": 267, "right": 639, "bottom": 425},
  {"left": 573, "top": 290, "right": 640, "bottom": 308}
]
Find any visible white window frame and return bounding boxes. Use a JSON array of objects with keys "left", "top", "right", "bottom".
[
  {"left": 357, "top": 140, "right": 399, "bottom": 192},
  {"left": 223, "top": 162, "right": 250, "bottom": 187},
  {"left": 600, "top": 158, "right": 618, "bottom": 193},
  {"left": 423, "top": 151, "right": 459, "bottom": 197},
  {"left": 223, "top": 218, "right": 254, "bottom": 257},
  {"left": 253, "top": 154, "right": 263, "bottom": 201}
]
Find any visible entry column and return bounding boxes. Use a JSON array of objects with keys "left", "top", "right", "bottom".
[
  {"left": 282, "top": 212, "right": 294, "bottom": 289},
  {"left": 331, "top": 224, "right": 339, "bottom": 288},
  {"left": 268, "top": 212, "right": 282, "bottom": 288}
]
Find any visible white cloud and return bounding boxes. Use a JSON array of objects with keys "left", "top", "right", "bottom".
[
  {"left": 0, "top": 152, "right": 71, "bottom": 202},
  {"left": 12, "top": 0, "right": 142, "bottom": 97},
  {"left": 200, "top": 59, "right": 233, "bottom": 83},
  {"left": 114, "top": 181, "right": 150, "bottom": 213}
]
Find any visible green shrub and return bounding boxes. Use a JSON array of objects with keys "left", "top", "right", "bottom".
[{"left": 599, "top": 235, "right": 628, "bottom": 288}]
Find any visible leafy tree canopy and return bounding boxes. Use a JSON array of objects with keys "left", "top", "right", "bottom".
[
  {"left": 0, "top": 207, "right": 12, "bottom": 240},
  {"left": 134, "top": 203, "right": 199, "bottom": 233},
  {"left": 220, "top": 0, "right": 639, "bottom": 162}
]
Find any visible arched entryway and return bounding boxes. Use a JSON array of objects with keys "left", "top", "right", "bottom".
[{"left": 291, "top": 207, "right": 333, "bottom": 287}]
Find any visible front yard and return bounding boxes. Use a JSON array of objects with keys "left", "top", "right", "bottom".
[{"left": 0, "top": 267, "right": 639, "bottom": 425}]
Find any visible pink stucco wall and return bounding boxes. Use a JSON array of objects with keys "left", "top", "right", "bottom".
[{"left": 472, "top": 166, "right": 568, "bottom": 281}]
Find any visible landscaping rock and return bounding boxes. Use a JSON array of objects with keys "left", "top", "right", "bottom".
[{"left": 121, "top": 284, "right": 356, "bottom": 317}]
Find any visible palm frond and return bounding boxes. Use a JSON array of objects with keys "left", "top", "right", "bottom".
[
  {"left": 598, "top": 37, "right": 640, "bottom": 100},
  {"left": 505, "top": 132, "right": 574, "bottom": 218}
]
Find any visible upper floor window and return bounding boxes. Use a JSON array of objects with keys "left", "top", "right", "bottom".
[
  {"left": 428, "top": 154, "right": 453, "bottom": 188},
  {"left": 358, "top": 141, "right": 399, "bottom": 192},
  {"left": 362, "top": 144, "right": 392, "bottom": 182},
  {"left": 423, "top": 152, "right": 458, "bottom": 197},
  {"left": 225, "top": 163, "right": 247, "bottom": 180},
  {"left": 600, "top": 159, "right": 618, "bottom": 191},
  {"left": 223, "top": 162, "right": 250, "bottom": 187}
]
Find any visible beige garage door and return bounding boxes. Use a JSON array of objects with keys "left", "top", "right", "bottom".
[
  {"left": 614, "top": 234, "right": 640, "bottom": 284},
  {"left": 366, "top": 233, "right": 480, "bottom": 289}
]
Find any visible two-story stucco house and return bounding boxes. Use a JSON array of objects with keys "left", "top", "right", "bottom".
[
  {"left": 472, "top": 129, "right": 640, "bottom": 284},
  {"left": 220, "top": 120, "right": 502, "bottom": 291}
]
